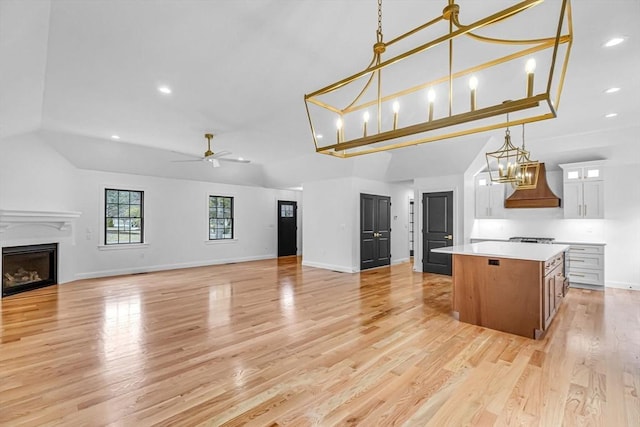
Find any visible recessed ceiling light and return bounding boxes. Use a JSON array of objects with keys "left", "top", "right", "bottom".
[
  {"left": 111, "top": 135, "right": 120, "bottom": 140},
  {"left": 605, "top": 113, "right": 618, "bottom": 118},
  {"left": 604, "top": 87, "right": 620, "bottom": 94},
  {"left": 238, "top": 157, "right": 244, "bottom": 161},
  {"left": 604, "top": 37, "right": 625, "bottom": 47},
  {"left": 158, "top": 86, "right": 172, "bottom": 94},
  {"left": 316, "top": 134, "right": 323, "bottom": 139}
]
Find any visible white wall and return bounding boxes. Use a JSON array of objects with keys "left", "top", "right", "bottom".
[
  {"left": 413, "top": 174, "right": 464, "bottom": 272},
  {"left": 0, "top": 132, "right": 77, "bottom": 211},
  {"left": 302, "top": 177, "right": 412, "bottom": 273},
  {"left": 72, "top": 169, "right": 302, "bottom": 279},
  {"left": 604, "top": 164, "right": 640, "bottom": 289}
]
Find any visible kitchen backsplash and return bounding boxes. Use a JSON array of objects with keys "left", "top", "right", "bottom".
[{"left": 471, "top": 218, "right": 605, "bottom": 243}]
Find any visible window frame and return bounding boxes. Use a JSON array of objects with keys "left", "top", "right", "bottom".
[
  {"left": 104, "top": 188, "right": 145, "bottom": 245},
  {"left": 208, "top": 195, "right": 234, "bottom": 241}
]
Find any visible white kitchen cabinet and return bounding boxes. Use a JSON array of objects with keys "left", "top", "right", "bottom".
[
  {"left": 559, "top": 161, "right": 604, "bottom": 219},
  {"left": 563, "top": 243, "right": 605, "bottom": 288},
  {"left": 475, "top": 173, "right": 505, "bottom": 219}
]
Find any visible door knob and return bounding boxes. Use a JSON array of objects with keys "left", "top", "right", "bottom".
[{"left": 444, "top": 234, "right": 453, "bottom": 240}]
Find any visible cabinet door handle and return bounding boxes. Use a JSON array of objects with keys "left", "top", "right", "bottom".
[
  {"left": 584, "top": 205, "right": 587, "bottom": 216},
  {"left": 578, "top": 204, "right": 582, "bottom": 216}
]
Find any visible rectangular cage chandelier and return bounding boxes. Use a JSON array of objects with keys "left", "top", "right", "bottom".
[{"left": 304, "top": 0, "right": 573, "bottom": 158}]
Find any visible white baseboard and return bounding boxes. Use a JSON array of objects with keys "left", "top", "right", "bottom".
[
  {"left": 392, "top": 258, "right": 410, "bottom": 265},
  {"left": 301, "top": 260, "right": 357, "bottom": 274},
  {"left": 606, "top": 281, "right": 640, "bottom": 291},
  {"left": 74, "top": 254, "right": 277, "bottom": 280}
]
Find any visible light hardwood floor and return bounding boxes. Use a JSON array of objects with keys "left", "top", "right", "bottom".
[{"left": 1, "top": 257, "right": 638, "bottom": 426}]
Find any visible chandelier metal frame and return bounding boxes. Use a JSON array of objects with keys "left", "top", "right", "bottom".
[{"left": 304, "top": 0, "right": 573, "bottom": 158}]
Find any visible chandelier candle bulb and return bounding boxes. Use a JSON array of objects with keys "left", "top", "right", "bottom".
[
  {"left": 469, "top": 76, "right": 478, "bottom": 111},
  {"left": 392, "top": 101, "right": 400, "bottom": 130},
  {"left": 336, "top": 118, "right": 343, "bottom": 143},
  {"left": 526, "top": 58, "right": 536, "bottom": 97},
  {"left": 363, "top": 111, "right": 370, "bottom": 137},
  {"left": 427, "top": 88, "right": 436, "bottom": 121},
  {"left": 498, "top": 163, "right": 505, "bottom": 178}
]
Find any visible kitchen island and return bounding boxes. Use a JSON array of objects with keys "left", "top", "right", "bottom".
[{"left": 432, "top": 241, "right": 569, "bottom": 339}]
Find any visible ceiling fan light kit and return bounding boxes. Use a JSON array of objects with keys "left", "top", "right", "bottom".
[{"left": 304, "top": 0, "right": 573, "bottom": 158}]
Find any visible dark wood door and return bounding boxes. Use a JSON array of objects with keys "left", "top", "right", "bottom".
[
  {"left": 422, "top": 191, "right": 453, "bottom": 275},
  {"left": 360, "top": 193, "right": 391, "bottom": 270},
  {"left": 277, "top": 200, "right": 297, "bottom": 257}
]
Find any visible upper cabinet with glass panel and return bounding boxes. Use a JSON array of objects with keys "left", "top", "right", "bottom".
[{"left": 560, "top": 160, "right": 605, "bottom": 182}]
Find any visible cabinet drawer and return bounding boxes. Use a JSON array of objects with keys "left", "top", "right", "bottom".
[
  {"left": 568, "top": 268, "right": 604, "bottom": 286},
  {"left": 567, "top": 253, "right": 603, "bottom": 270},
  {"left": 544, "top": 253, "right": 565, "bottom": 274},
  {"left": 569, "top": 244, "right": 604, "bottom": 255}
]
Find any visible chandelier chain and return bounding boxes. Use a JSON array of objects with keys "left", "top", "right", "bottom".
[{"left": 377, "top": 0, "right": 383, "bottom": 42}]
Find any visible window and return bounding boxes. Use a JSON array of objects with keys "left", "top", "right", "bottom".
[
  {"left": 105, "top": 189, "right": 144, "bottom": 244},
  {"left": 280, "top": 204, "right": 294, "bottom": 217},
  {"left": 209, "top": 196, "right": 234, "bottom": 240}
]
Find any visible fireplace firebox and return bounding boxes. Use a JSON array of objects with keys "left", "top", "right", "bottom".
[{"left": 2, "top": 243, "right": 58, "bottom": 296}]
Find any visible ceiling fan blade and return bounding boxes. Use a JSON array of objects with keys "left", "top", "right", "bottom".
[
  {"left": 219, "top": 157, "right": 251, "bottom": 164},
  {"left": 210, "top": 159, "right": 221, "bottom": 168},
  {"left": 209, "top": 150, "right": 232, "bottom": 159},
  {"left": 171, "top": 159, "right": 205, "bottom": 163}
]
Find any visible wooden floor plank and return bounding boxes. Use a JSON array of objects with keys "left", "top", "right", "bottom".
[{"left": 0, "top": 257, "right": 638, "bottom": 426}]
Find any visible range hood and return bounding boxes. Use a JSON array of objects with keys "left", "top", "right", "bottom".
[{"left": 505, "top": 163, "right": 561, "bottom": 208}]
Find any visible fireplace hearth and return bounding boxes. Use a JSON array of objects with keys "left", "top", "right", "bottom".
[{"left": 2, "top": 243, "right": 58, "bottom": 296}]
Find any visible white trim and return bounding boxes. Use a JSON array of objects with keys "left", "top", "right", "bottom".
[
  {"left": 606, "top": 281, "right": 640, "bottom": 291},
  {"left": 97, "top": 243, "right": 150, "bottom": 251},
  {"left": 0, "top": 209, "right": 81, "bottom": 233},
  {"left": 204, "top": 239, "right": 238, "bottom": 245},
  {"left": 392, "top": 257, "right": 410, "bottom": 265},
  {"left": 75, "top": 254, "right": 276, "bottom": 280},
  {"left": 301, "top": 260, "right": 357, "bottom": 274}
]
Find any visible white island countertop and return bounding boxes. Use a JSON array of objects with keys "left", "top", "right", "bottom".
[{"left": 432, "top": 241, "right": 570, "bottom": 262}]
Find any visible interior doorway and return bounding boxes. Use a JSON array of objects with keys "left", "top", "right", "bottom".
[
  {"left": 360, "top": 193, "right": 391, "bottom": 270},
  {"left": 422, "top": 191, "right": 453, "bottom": 275},
  {"left": 277, "top": 200, "right": 297, "bottom": 257}
]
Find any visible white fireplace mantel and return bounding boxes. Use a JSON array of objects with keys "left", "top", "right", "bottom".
[{"left": 0, "top": 210, "right": 82, "bottom": 233}]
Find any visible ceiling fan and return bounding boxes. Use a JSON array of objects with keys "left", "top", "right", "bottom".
[{"left": 173, "top": 133, "right": 250, "bottom": 167}]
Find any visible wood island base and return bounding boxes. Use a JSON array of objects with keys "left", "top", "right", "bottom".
[{"left": 451, "top": 251, "right": 566, "bottom": 339}]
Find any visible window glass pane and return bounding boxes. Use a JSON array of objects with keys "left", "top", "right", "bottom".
[
  {"left": 130, "top": 205, "right": 141, "bottom": 218},
  {"left": 118, "top": 205, "right": 130, "bottom": 217},
  {"left": 210, "top": 197, "right": 217, "bottom": 208},
  {"left": 106, "top": 230, "right": 118, "bottom": 244},
  {"left": 131, "top": 229, "right": 141, "bottom": 243},
  {"left": 130, "top": 192, "right": 141, "bottom": 204},
  {"left": 106, "top": 190, "right": 119, "bottom": 203},
  {"left": 118, "top": 191, "right": 130, "bottom": 204},
  {"left": 106, "top": 204, "right": 118, "bottom": 217}
]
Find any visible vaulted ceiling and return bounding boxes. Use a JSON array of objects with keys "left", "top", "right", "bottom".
[{"left": 1, "top": 0, "right": 639, "bottom": 188}]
